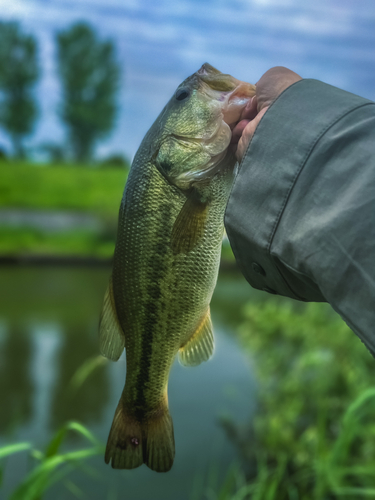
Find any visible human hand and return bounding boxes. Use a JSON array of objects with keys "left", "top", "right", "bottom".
[{"left": 231, "top": 67, "right": 302, "bottom": 162}]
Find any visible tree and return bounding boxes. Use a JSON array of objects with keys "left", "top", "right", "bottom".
[
  {"left": 0, "top": 22, "right": 39, "bottom": 158},
  {"left": 57, "top": 23, "right": 120, "bottom": 163}
]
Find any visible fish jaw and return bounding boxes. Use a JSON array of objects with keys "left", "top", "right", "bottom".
[
  {"left": 153, "top": 63, "right": 255, "bottom": 192},
  {"left": 168, "top": 67, "right": 255, "bottom": 188},
  {"left": 197, "top": 62, "right": 241, "bottom": 92},
  {"left": 197, "top": 63, "right": 256, "bottom": 129},
  {"left": 222, "top": 82, "right": 256, "bottom": 129}
]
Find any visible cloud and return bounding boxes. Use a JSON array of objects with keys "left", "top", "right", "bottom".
[{"left": 0, "top": 0, "right": 374, "bottom": 158}]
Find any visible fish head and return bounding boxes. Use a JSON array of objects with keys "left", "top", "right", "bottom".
[{"left": 153, "top": 63, "right": 255, "bottom": 190}]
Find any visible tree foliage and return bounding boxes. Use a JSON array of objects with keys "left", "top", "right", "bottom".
[
  {"left": 0, "top": 22, "right": 39, "bottom": 158},
  {"left": 57, "top": 23, "right": 120, "bottom": 163}
]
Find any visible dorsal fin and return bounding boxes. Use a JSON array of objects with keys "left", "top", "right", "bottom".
[
  {"left": 99, "top": 277, "right": 125, "bottom": 361},
  {"left": 178, "top": 308, "right": 214, "bottom": 366}
]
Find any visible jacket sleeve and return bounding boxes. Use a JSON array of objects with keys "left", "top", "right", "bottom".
[{"left": 224, "top": 79, "right": 375, "bottom": 354}]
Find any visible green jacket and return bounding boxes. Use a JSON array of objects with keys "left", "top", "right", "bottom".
[{"left": 225, "top": 79, "right": 375, "bottom": 353}]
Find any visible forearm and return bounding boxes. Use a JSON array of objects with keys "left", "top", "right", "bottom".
[{"left": 225, "top": 79, "right": 375, "bottom": 352}]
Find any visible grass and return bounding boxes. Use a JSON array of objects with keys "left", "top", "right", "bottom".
[
  {"left": 0, "top": 161, "right": 128, "bottom": 216},
  {"left": 209, "top": 299, "right": 375, "bottom": 500},
  {"left": 0, "top": 161, "right": 238, "bottom": 262},
  {"left": 0, "top": 355, "right": 108, "bottom": 499},
  {"left": 0, "top": 421, "right": 103, "bottom": 500},
  {"left": 0, "top": 161, "right": 128, "bottom": 257},
  {"left": 0, "top": 227, "right": 116, "bottom": 258}
]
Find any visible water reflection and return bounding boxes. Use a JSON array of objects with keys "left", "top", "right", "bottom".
[
  {"left": 51, "top": 323, "right": 109, "bottom": 426},
  {"left": 0, "top": 267, "right": 112, "bottom": 436},
  {"left": 0, "top": 265, "right": 256, "bottom": 499},
  {"left": 0, "top": 322, "right": 33, "bottom": 431},
  {"left": 30, "top": 323, "right": 61, "bottom": 436}
]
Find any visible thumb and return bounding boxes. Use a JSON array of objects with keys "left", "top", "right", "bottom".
[{"left": 235, "top": 106, "right": 269, "bottom": 162}]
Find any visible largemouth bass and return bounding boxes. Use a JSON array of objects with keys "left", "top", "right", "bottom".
[{"left": 99, "top": 63, "right": 255, "bottom": 472}]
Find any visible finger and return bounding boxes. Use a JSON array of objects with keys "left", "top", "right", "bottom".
[
  {"left": 231, "top": 119, "right": 250, "bottom": 145},
  {"left": 256, "top": 67, "right": 302, "bottom": 110},
  {"left": 236, "top": 122, "right": 256, "bottom": 162},
  {"left": 230, "top": 97, "right": 258, "bottom": 145},
  {"left": 235, "top": 106, "right": 269, "bottom": 162},
  {"left": 239, "top": 96, "right": 258, "bottom": 121}
]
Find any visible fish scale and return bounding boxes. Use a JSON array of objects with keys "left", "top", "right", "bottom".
[{"left": 99, "top": 63, "right": 255, "bottom": 472}]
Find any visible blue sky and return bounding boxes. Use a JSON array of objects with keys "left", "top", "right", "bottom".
[{"left": 1, "top": 0, "right": 374, "bottom": 160}]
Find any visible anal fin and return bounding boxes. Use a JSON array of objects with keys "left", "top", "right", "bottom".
[
  {"left": 99, "top": 277, "right": 125, "bottom": 361},
  {"left": 178, "top": 308, "right": 214, "bottom": 367}
]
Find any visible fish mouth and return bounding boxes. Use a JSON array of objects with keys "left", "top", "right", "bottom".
[
  {"left": 168, "top": 64, "right": 256, "bottom": 189},
  {"left": 173, "top": 64, "right": 255, "bottom": 186},
  {"left": 198, "top": 63, "right": 256, "bottom": 129},
  {"left": 198, "top": 62, "right": 240, "bottom": 92}
]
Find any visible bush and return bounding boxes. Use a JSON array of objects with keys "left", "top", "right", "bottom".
[
  {"left": 99, "top": 153, "right": 130, "bottom": 169},
  {"left": 220, "top": 300, "right": 375, "bottom": 500}
]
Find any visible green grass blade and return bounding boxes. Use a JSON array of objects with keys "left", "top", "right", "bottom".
[
  {"left": 69, "top": 355, "right": 107, "bottom": 392},
  {"left": 10, "top": 421, "right": 103, "bottom": 500},
  {"left": 64, "top": 421, "right": 101, "bottom": 446},
  {"left": 334, "top": 486, "right": 375, "bottom": 497},
  {"left": 10, "top": 446, "right": 103, "bottom": 500},
  {"left": 45, "top": 420, "right": 100, "bottom": 458},
  {"left": 45, "top": 427, "right": 68, "bottom": 458},
  {"left": 342, "top": 388, "right": 375, "bottom": 425},
  {"left": 0, "top": 443, "right": 32, "bottom": 460}
]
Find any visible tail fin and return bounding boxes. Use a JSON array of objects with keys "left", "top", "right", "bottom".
[{"left": 105, "top": 400, "right": 175, "bottom": 472}]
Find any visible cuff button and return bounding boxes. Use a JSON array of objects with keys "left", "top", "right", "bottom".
[{"left": 251, "top": 262, "right": 266, "bottom": 276}]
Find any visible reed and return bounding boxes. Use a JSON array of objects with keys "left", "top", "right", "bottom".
[{"left": 0, "top": 421, "right": 103, "bottom": 500}]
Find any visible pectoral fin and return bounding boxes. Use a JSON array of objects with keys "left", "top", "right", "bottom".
[
  {"left": 178, "top": 309, "right": 214, "bottom": 367},
  {"left": 170, "top": 196, "right": 208, "bottom": 254},
  {"left": 99, "top": 277, "right": 125, "bottom": 361}
]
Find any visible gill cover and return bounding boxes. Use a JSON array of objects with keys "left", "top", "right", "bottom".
[
  {"left": 154, "top": 63, "right": 255, "bottom": 191},
  {"left": 155, "top": 122, "right": 231, "bottom": 190},
  {"left": 155, "top": 92, "right": 232, "bottom": 187}
]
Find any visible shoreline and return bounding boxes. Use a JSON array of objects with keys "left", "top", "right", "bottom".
[{"left": 0, "top": 254, "right": 239, "bottom": 273}]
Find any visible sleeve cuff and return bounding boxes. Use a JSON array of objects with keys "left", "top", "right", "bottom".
[{"left": 224, "top": 78, "right": 372, "bottom": 300}]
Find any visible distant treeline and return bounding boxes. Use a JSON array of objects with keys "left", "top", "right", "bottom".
[{"left": 0, "top": 21, "right": 124, "bottom": 164}]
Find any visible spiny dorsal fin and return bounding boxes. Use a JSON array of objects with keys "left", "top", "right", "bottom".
[
  {"left": 170, "top": 195, "right": 208, "bottom": 254},
  {"left": 178, "top": 308, "right": 214, "bottom": 367},
  {"left": 99, "top": 277, "right": 125, "bottom": 361}
]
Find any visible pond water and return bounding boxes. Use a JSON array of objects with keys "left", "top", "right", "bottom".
[{"left": 0, "top": 265, "right": 257, "bottom": 500}]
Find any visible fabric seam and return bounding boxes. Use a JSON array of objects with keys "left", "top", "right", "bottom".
[
  {"left": 273, "top": 253, "right": 327, "bottom": 302},
  {"left": 267, "top": 101, "right": 374, "bottom": 253},
  {"left": 224, "top": 80, "right": 305, "bottom": 269},
  {"left": 236, "top": 79, "right": 304, "bottom": 176}
]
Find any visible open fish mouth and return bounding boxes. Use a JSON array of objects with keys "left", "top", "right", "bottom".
[
  {"left": 197, "top": 62, "right": 239, "bottom": 92},
  {"left": 174, "top": 64, "right": 255, "bottom": 187},
  {"left": 198, "top": 63, "right": 255, "bottom": 129}
]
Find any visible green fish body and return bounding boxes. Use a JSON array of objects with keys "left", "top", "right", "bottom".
[{"left": 99, "top": 63, "right": 255, "bottom": 472}]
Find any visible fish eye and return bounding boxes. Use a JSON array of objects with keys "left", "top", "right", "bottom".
[{"left": 175, "top": 88, "right": 190, "bottom": 101}]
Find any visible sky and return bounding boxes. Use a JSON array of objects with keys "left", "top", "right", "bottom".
[{"left": 0, "top": 0, "right": 374, "bottom": 161}]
